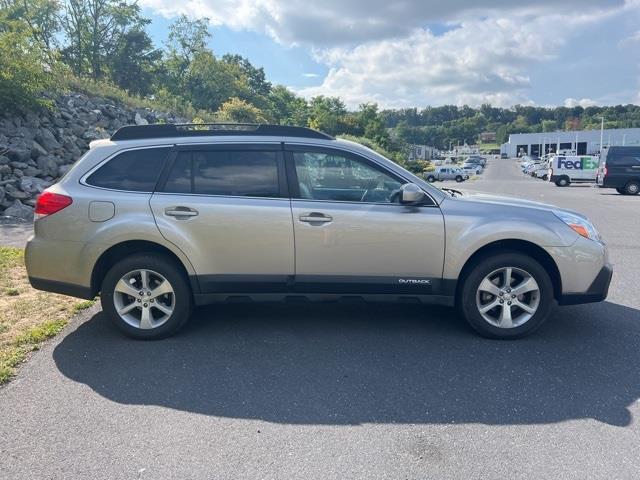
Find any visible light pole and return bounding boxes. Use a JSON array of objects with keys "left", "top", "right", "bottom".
[{"left": 599, "top": 116, "right": 605, "bottom": 153}]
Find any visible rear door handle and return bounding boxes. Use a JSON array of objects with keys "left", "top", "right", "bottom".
[
  {"left": 299, "top": 212, "right": 332, "bottom": 224},
  {"left": 165, "top": 206, "right": 199, "bottom": 218}
]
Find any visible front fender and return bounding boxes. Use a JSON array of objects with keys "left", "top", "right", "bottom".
[{"left": 440, "top": 198, "right": 578, "bottom": 280}]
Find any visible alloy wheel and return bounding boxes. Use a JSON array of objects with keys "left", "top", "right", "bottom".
[
  {"left": 113, "top": 269, "right": 175, "bottom": 330},
  {"left": 475, "top": 267, "right": 540, "bottom": 328}
]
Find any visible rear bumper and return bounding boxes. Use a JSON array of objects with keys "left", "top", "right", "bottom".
[
  {"left": 28, "top": 277, "right": 94, "bottom": 299},
  {"left": 558, "top": 263, "right": 613, "bottom": 306}
]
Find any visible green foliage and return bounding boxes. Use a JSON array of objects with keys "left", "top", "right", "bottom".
[
  {"left": 215, "top": 97, "right": 267, "bottom": 123},
  {"left": 0, "top": 8, "right": 55, "bottom": 112},
  {"left": 109, "top": 28, "right": 161, "bottom": 96},
  {"left": 3, "top": 0, "right": 640, "bottom": 164},
  {"left": 61, "top": 0, "right": 148, "bottom": 80}
]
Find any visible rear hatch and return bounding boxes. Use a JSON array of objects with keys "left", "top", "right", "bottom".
[{"left": 597, "top": 148, "right": 609, "bottom": 185}]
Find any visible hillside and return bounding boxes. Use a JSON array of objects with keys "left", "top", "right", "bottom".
[{"left": 0, "top": 92, "right": 185, "bottom": 220}]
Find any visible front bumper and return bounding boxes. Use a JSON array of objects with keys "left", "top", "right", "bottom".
[{"left": 558, "top": 263, "right": 613, "bottom": 305}]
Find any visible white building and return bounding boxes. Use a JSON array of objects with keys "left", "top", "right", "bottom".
[
  {"left": 500, "top": 127, "right": 640, "bottom": 158},
  {"left": 408, "top": 144, "right": 439, "bottom": 161}
]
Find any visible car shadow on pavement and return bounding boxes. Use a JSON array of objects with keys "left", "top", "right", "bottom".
[{"left": 54, "top": 301, "right": 640, "bottom": 427}]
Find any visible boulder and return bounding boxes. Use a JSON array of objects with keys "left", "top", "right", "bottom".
[
  {"left": 20, "top": 176, "right": 50, "bottom": 195},
  {"left": 37, "top": 155, "right": 59, "bottom": 177},
  {"left": 6, "top": 145, "right": 30, "bottom": 163},
  {"left": 35, "top": 128, "right": 62, "bottom": 151},
  {"left": 9, "top": 161, "right": 29, "bottom": 170},
  {"left": 5, "top": 183, "right": 29, "bottom": 200},
  {"left": 31, "top": 140, "right": 48, "bottom": 158},
  {"left": 134, "top": 112, "right": 149, "bottom": 125},
  {"left": 3, "top": 199, "right": 33, "bottom": 221}
]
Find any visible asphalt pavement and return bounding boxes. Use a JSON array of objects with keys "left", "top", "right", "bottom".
[{"left": 1, "top": 158, "right": 639, "bottom": 479}]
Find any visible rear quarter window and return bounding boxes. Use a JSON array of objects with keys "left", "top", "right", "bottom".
[{"left": 86, "top": 147, "right": 170, "bottom": 192}]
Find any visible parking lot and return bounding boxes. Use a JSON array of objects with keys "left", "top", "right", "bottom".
[{"left": 1, "top": 157, "right": 639, "bottom": 479}]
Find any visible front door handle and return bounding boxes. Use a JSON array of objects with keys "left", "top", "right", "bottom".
[
  {"left": 165, "top": 206, "right": 199, "bottom": 218},
  {"left": 299, "top": 212, "right": 332, "bottom": 224}
]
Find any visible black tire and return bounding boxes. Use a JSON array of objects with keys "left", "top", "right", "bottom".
[
  {"left": 458, "top": 252, "right": 554, "bottom": 339},
  {"left": 542, "top": 174, "right": 549, "bottom": 181},
  {"left": 555, "top": 177, "right": 570, "bottom": 187},
  {"left": 616, "top": 187, "right": 626, "bottom": 194},
  {"left": 624, "top": 180, "right": 640, "bottom": 195},
  {"left": 100, "top": 253, "right": 193, "bottom": 339},
  {"left": 426, "top": 175, "right": 435, "bottom": 183},
  {"left": 455, "top": 175, "right": 463, "bottom": 182}
]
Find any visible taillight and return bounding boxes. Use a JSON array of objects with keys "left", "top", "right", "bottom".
[
  {"left": 603, "top": 166, "right": 608, "bottom": 177},
  {"left": 34, "top": 192, "right": 73, "bottom": 219}
]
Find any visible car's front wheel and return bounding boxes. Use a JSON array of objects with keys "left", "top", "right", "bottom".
[
  {"left": 101, "top": 253, "right": 193, "bottom": 339},
  {"left": 459, "top": 253, "right": 554, "bottom": 339},
  {"left": 455, "top": 175, "right": 463, "bottom": 182},
  {"left": 426, "top": 175, "right": 435, "bottom": 182}
]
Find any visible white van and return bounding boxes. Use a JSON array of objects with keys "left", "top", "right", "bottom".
[{"left": 549, "top": 155, "right": 599, "bottom": 187}]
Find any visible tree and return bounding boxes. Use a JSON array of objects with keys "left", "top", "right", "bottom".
[
  {"left": 215, "top": 97, "right": 267, "bottom": 123},
  {"left": 164, "top": 14, "right": 210, "bottom": 89},
  {"left": 2, "top": 0, "right": 61, "bottom": 65},
  {"left": 0, "top": 7, "right": 54, "bottom": 111},
  {"left": 61, "top": 0, "right": 148, "bottom": 79},
  {"left": 268, "top": 85, "right": 309, "bottom": 125},
  {"left": 221, "top": 54, "right": 271, "bottom": 98},
  {"left": 308, "top": 96, "right": 347, "bottom": 135},
  {"left": 109, "top": 28, "right": 160, "bottom": 96},
  {"left": 183, "top": 51, "right": 252, "bottom": 112}
]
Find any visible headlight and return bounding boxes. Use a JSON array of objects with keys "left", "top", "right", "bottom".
[{"left": 553, "top": 210, "right": 602, "bottom": 243}]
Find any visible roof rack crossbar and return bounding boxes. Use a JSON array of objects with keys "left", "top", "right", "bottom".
[{"left": 110, "top": 123, "right": 334, "bottom": 141}]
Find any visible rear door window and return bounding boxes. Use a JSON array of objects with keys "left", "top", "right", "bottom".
[
  {"left": 163, "top": 149, "right": 281, "bottom": 198},
  {"left": 86, "top": 147, "right": 170, "bottom": 191}
]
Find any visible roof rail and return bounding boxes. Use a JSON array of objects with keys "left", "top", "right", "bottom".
[{"left": 110, "top": 123, "right": 334, "bottom": 141}]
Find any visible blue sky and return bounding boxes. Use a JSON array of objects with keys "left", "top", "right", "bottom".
[
  {"left": 141, "top": 0, "right": 640, "bottom": 108},
  {"left": 143, "top": 8, "right": 328, "bottom": 89}
]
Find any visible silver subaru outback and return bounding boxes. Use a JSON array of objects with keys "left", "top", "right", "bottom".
[{"left": 25, "top": 124, "right": 612, "bottom": 340}]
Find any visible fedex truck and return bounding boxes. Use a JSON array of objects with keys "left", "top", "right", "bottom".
[{"left": 549, "top": 155, "right": 599, "bottom": 187}]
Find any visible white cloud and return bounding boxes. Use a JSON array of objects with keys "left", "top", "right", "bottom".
[
  {"left": 564, "top": 98, "right": 599, "bottom": 108},
  {"left": 297, "top": 11, "right": 613, "bottom": 108},
  {"left": 141, "top": 0, "right": 640, "bottom": 108},
  {"left": 302, "top": 73, "right": 319, "bottom": 78},
  {"left": 140, "top": 0, "right": 626, "bottom": 46}
]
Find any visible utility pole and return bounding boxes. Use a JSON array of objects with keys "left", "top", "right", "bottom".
[{"left": 600, "top": 117, "right": 604, "bottom": 153}]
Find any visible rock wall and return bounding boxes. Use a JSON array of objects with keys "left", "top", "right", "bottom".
[{"left": 0, "top": 92, "right": 186, "bottom": 221}]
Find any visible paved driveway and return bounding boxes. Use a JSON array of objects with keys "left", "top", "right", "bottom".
[{"left": 1, "top": 159, "right": 639, "bottom": 479}]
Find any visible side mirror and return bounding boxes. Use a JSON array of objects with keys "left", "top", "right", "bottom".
[{"left": 399, "top": 183, "right": 426, "bottom": 204}]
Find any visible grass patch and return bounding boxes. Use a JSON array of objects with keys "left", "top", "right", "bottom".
[{"left": 0, "top": 247, "right": 91, "bottom": 385}]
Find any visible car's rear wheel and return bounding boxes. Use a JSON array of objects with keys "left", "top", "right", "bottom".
[
  {"left": 101, "top": 253, "right": 193, "bottom": 339},
  {"left": 624, "top": 180, "right": 640, "bottom": 195},
  {"left": 459, "top": 253, "right": 554, "bottom": 339},
  {"left": 426, "top": 175, "right": 435, "bottom": 182}
]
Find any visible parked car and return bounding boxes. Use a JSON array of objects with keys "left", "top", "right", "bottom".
[
  {"left": 523, "top": 163, "right": 541, "bottom": 175},
  {"left": 466, "top": 155, "right": 486, "bottom": 166},
  {"left": 26, "top": 123, "right": 612, "bottom": 340},
  {"left": 426, "top": 166, "right": 469, "bottom": 182},
  {"left": 462, "top": 164, "right": 483, "bottom": 175},
  {"left": 532, "top": 165, "right": 549, "bottom": 181},
  {"left": 500, "top": 153, "right": 508, "bottom": 159},
  {"left": 549, "top": 155, "right": 599, "bottom": 187},
  {"left": 596, "top": 146, "right": 640, "bottom": 195}
]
